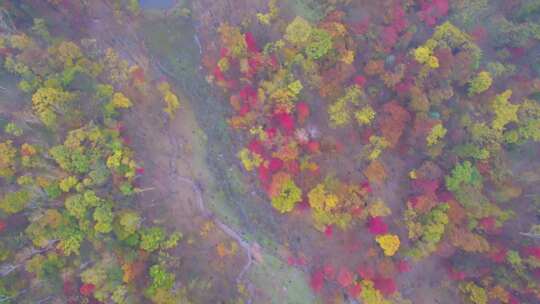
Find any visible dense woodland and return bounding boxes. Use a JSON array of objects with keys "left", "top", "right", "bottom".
[
  {"left": 0, "top": 0, "right": 540, "bottom": 303},
  {"left": 0, "top": 1, "right": 184, "bottom": 303},
  {"left": 205, "top": 0, "right": 540, "bottom": 303}
]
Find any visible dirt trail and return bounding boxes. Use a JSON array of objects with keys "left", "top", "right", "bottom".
[{"left": 164, "top": 125, "right": 254, "bottom": 286}]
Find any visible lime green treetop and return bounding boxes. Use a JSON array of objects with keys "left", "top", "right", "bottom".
[
  {"left": 445, "top": 161, "right": 483, "bottom": 193},
  {"left": 491, "top": 90, "right": 519, "bottom": 131},
  {"left": 468, "top": 71, "right": 493, "bottom": 96}
]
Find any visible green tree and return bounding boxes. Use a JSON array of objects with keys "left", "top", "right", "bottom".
[
  {"left": 0, "top": 190, "right": 30, "bottom": 214},
  {"left": 4, "top": 122, "right": 23, "bottom": 137},
  {"left": 44, "top": 181, "right": 62, "bottom": 199},
  {"left": 88, "top": 162, "right": 111, "bottom": 186},
  {"left": 57, "top": 222, "right": 84, "bottom": 256},
  {"left": 0, "top": 140, "right": 17, "bottom": 179},
  {"left": 284, "top": 16, "right": 313, "bottom": 45},
  {"left": 59, "top": 176, "right": 78, "bottom": 192},
  {"left": 453, "top": 144, "right": 490, "bottom": 160},
  {"left": 161, "top": 232, "right": 182, "bottom": 250},
  {"left": 146, "top": 264, "right": 175, "bottom": 299},
  {"left": 270, "top": 175, "right": 302, "bottom": 213},
  {"left": 31, "top": 18, "right": 50, "bottom": 41},
  {"left": 94, "top": 203, "right": 113, "bottom": 234},
  {"left": 140, "top": 227, "right": 165, "bottom": 252},
  {"left": 506, "top": 250, "right": 522, "bottom": 268},
  {"left": 31, "top": 86, "right": 74, "bottom": 127},
  {"left": 26, "top": 253, "right": 64, "bottom": 291},
  {"left": 119, "top": 211, "right": 141, "bottom": 235},
  {"left": 305, "top": 29, "right": 332, "bottom": 60},
  {"left": 491, "top": 90, "right": 519, "bottom": 131},
  {"left": 65, "top": 194, "right": 88, "bottom": 219},
  {"left": 406, "top": 203, "right": 450, "bottom": 260},
  {"left": 460, "top": 282, "right": 487, "bottom": 304},
  {"left": 445, "top": 161, "right": 483, "bottom": 193},
  {"left": 112, "top": 285, "right": 128, "bottom": 304},
  {"left": 468, "top": 71, "right": 492, "bottom": 96},
  {"left": 127, "top": 0, "right": 141, "bottom": 15},
  {"left": 427, "top": 123, "right": 447, "bottom": 146}
]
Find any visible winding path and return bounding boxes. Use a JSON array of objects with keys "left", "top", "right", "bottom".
[
  {"left": 164, "top": 127, "right": 255, "bottom": 303},
  {"left": 173, "top": 174, "right": 254, "bottom": 283}
]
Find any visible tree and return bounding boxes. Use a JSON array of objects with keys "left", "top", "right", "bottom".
[
  {"left": 405, "top": 203, "right": 449, "bottom": 260},
  {"left": 328, "top": 86, "right": 363, "bottom": 128},
  {"left": 146, "top": 264, "right": 175, "bottom": 300},
  {"left": 59, "top": 176, "right": 78, "bottom": 192},
  {"left": 31, "top": 18, "right": 50, "bottom": 41},
  {"left": 359, "top": 280, "right": 390, "bottom": 304},
  {"left": 328, "top": 98, "right": 351, "bottom": 127},
  {"left": 0, "top": 140, "right": 17, "bottom": 179},
  {"left": 126, "top": 0, "right": 140, "bottom": 15},
  {"left": 468, "top": 71, "right": 492, "bottom": 96},
  {"left": 449, "top": 228, "right": 490, "bottom": 253},
  {"left": 256, "top": 0, "right": 279, "bottom": 25},
  {"left": 157, "top": 82, "right": 180, "bottom": 118},
  {"left": 50, "top": 40, "right": 83, "bottom": 68},
  {"left": 491, "top": 90, "right": 519, "bottom": 131},
  {"left": 453, "top": 144, "right": 490, "bottom": 160},
  {"left": 355, "top": 106, "right": 376, "bottom": 126},
  {"left": 337, "top": 268, "right": 354, "bottom": 287},
  {"left": 460, "top": 282, "right": 487, "bottom": 304},
  {"left": 305, "top": 29, "right": 333, "bottom": 60},
  {"left": 375, "top": 234, "right": 400, "bottom": 256},
  {"left": 57, "top": 223, "right": 84, "bottom": 256},
  {"left": 93, "top": 203, "right": 113, "bottom": 234},
  {"left": 31, "top": 87, "right": 74, "bottom": 127},
  {"left": 140, "top": 227, "right": 165, "bottom": 252},
  {"left": 161, "top": 232, "right": 182, "bottom": 250},
  {"left": 285, "top": 17, "right": 313, "bottom": 45},
  {"left": 217, "top": 23, "right": 247, "bottom": 58},
  {"left": 413, "top": 46, "right": 439, "bottom": 68},
  {"left": 103, "top": 48, "right": 130, "bottom": 84},
  {"left": 506, "top": 250, "right": 522, "bottom": 269},
  {"left": 368, "top": 217, "right": 389, "bottom": 235},
  {"left": 7, "top": 31, "right": 30, "bottom": 49},
  {"left": 0, "top": 190, "right": 30, "bottom": 214},
  {"left": 367, "top": 200, "right": 391, "bottom": 217},
  {"left": 118, "top": 210, "right": 141, "bottom": 235},
  {"left": 269, "top": 172, "right": 302, "bottom": 213},
  {"left": 365, "top": 136, "right": 389, "bottom": 161},
  {"left": 96, "top": 83, "right": 114, "bottom": 114},
  {"left": 112, "top": 285, "right": 128, "bottom": 304},
  {"left": 80, "top": 283, "right": 95, "bottom": 297},
  {"left": 308, "top": 183, "right": 344, "bottom": 230},
  {"left": 81, "top": 264, "right": 106, "bottom": 292},
  {"left": 445, "top": 161, "right": 482, "bottom": 193},
  {"left": 308, "top": 184, "right": 338, "bottom": 212},
  {"left": 426, "top": 123, "right": 447, "bottom": 146},
  {"left": 65, "top": 194, "right": 88, "bottom": 219},
  {"left": 24, "top": 209, "right": 61, "bottom": 248},
  {"left": 364, "top": 160, "right": 387, "bottom": 185},
  {"left": 237, "top": 148, "right": 263, "bottom": 171},
  {"left": 431, "top": 21, "right": 482, "bottom": 67},
  {"left": 378, "top": 101, "right": 410, "bottom": 148},
  {"left": 111, "top": 92, "right": 132, "bottom": 109},
  {"left": 4, "top": 122, "right": 23, "bottom": 137},
  {"left": 26, "top": 252, "right": 64, "bottom": 291}
]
